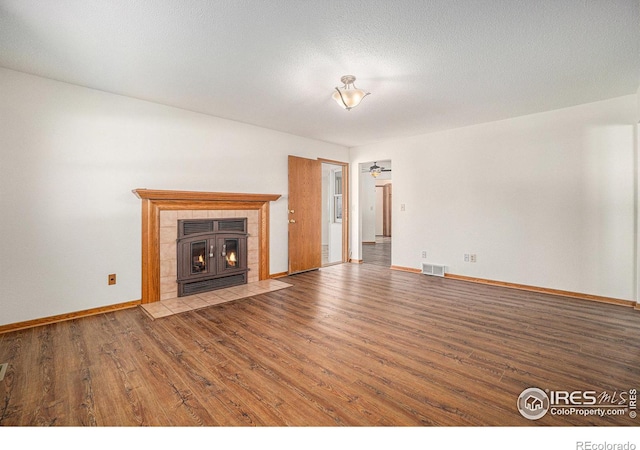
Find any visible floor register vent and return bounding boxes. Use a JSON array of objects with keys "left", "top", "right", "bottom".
[{"left": 422, "top": 263, "right": 446, "bottom": 277}]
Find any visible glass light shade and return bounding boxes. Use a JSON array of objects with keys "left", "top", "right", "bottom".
[
  {"left": 332, "top": 75, "right": 370, "bottom": 110},
  {"left": 332, "top": 88, "right": 369, "bottom": 110}
]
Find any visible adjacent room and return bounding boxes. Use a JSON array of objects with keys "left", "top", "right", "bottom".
[{"left": 0, "top": 0, "right": 639, "bottom": 439}]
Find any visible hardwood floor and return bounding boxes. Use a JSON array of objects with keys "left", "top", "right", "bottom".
[
  {"left": 362, "top": 236, "right": 391, "bottom": 267},
  {"left": 1, "top": 263, "right": 639, "bottom": 426}
]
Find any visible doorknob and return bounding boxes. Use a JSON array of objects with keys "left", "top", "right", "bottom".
[{"left": 288, "top": 219, "right": 296, "bottom": 223}]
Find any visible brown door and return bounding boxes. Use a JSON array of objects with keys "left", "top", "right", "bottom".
[
  {"left": 288, "top": 155, "right": 322, "bottom": 274},
  {"left": 383, "top": 183, "right": 392, "bottom": 237}
]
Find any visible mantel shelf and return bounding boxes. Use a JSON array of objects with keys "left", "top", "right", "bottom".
[{"left": 133, "top": 188, "right": 281, "bottom": 203}]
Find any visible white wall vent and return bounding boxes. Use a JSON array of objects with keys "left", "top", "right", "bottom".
[{"left": 422, "top": 263, "right": 446, "bottom": 277}]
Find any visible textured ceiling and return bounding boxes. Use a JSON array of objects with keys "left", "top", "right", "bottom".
[{"left": 1, "top": 0, "right": 638, "bottom": 147}]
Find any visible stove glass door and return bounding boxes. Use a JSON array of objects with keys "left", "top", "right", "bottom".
[
  {"left": 190, "top": 240, "right": 208, "bottom": 275},
  {"left": 222, "top": 238, "right": 239, "bottom": 270}
]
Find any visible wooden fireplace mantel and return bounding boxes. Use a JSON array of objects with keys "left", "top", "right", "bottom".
[
  {"left": 133, "top": 189, "right": 281, "bottom": 304},
  {"left": 133, "top": 188, "right": 281, "bottom": 203}
]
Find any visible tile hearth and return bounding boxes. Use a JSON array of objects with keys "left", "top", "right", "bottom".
[{"left": 140, "top": 278, "right": 291, "bottom": 319}]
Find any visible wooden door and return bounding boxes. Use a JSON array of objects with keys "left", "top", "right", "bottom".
[
  {"left": 288, "top": 155, "right": 322, "bottom": 274},
  {"left": 383, "top": 183, "right": 392, "bottom": 237}
]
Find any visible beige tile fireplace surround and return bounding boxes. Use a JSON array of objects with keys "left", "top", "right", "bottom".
[{"left": 159, "top": 208, "right": 260, "bottom": 300}]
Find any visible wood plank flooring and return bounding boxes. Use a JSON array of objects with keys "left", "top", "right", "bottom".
[
  {"left": 362, "top": 236, "right": 391, "bottom": 267},
  {"left": 1, "top": 263, "right": 639, "bottom": 426}
]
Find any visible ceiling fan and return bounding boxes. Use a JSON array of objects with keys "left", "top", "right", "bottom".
[{"left": 368, "top": 162, "right": 391, "bottom": 178}]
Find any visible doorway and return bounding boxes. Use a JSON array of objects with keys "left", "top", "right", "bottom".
[
  {"left": 321, "top": 161, "right": 346, "bottom": 266},
  {"left": 288, "top": 155, "right": 349, "bottom": 274},
  {"left": 361, "top": 160, "right": 392, "bottom": 267},
  {"left": 375, "top": 182, "right": 392, "bottom": 238}
]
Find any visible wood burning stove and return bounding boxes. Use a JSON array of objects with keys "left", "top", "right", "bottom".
[{"left": 176, "top": 218, "right": 248, "bottom": 296}]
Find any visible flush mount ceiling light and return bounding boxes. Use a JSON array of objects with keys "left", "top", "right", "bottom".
[{"left": 332, "top": 75, "right": 370, "bottom": 111}]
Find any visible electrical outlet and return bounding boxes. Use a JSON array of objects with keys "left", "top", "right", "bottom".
[
  {"left": 464, "top": 254, "right": 470, "bottom": 262},
  {"left": 108, "top": 274, "right": 116, "bottom": 285},
  {"left": 470, "top": 254, "right": 477, "bottom": 263},
  {"left": 400, "top": 204, "right": 406, "bottom": 211},
  {"left": 421, "top": 251, "right": 427, "bottom": 258}
]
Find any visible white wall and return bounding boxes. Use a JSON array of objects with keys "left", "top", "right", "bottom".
[
  {"left": 360, "top": 169, "right": 392, "bottom": 243},
  {"left": 350, "top": 95, "right": 638, "bottom": 301},
  {"left": 636, "top": 86, "right": 640, "bottom": 303},
  {"left": 360, "top": 169, "right": 377, "bottom": 243},
  {"left": 0, "top": 68, "right": 348, "bottom": 326}
]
